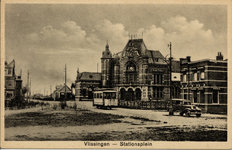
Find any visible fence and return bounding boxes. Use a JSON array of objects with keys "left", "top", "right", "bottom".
[{"left": 119, "top": 100, "right": 168, "bottom": 110}]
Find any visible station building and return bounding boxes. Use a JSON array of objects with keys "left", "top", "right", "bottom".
[{"left": 74, "top": 38, "right": 181, "bottom": 101}]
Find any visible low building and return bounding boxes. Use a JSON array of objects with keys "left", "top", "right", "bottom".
[
  {"left": 52, "top": 84, "right": 72, "bottom": 100},
  {"left": 5, "top": 60, "right": 23, "bottom": 103},
  {"left": 73, "top": 70, "right": 102, "bottom": 101},
  {"left": 180, "top": 52, "right": 227, "bottom": 113}
]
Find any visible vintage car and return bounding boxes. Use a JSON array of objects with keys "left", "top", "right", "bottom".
[{"left": 168, "top": 99, "right": 202, "bottom": 117}]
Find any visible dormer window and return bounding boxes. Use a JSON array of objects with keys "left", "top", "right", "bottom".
[
  {"left": 89, "top": 75, "right": 92, "bottom": 78},
  {"left": 8, "top": 69, "right": 11, "bottom": 75}
]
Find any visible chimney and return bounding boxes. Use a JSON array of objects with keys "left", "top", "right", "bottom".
[
  {"left": 216, "top": 52, "right": 223, "bottom": 60},
  {"left": 186, "top": 56, "right": 191, "bottom": 62}
]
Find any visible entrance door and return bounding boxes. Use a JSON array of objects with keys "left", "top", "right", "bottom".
[
  {"left": 213, "top": 90, "right": 218, "bottom": 103},
  {"left": 127, "top": 88, "right": 134, "bottom": 101},
  {"left": 135, "top": 88, "right": 141, "bottom": 100},
  {"left": 120, "top": 88, "right": 126, "bottom": 100},
  {"left": 88, "top": 88, "right": 93, "bottom": 99}
]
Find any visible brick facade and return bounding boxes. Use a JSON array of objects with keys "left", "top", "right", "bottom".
[{"left": 180, "top": 53, "right": 227, "bottom": 113}]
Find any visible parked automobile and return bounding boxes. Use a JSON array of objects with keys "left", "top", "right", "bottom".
[{"left": 168, "top": 99, "right": 202, "bottom": 117}]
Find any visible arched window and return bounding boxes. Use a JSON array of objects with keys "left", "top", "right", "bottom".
[
  {"left": 135, "top": 88, "right": 141, "bottom": 100},
  {"left": 120, "top": 88, "right": 126, "bottom": 100}
]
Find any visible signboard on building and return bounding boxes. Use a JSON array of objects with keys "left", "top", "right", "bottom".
[{"left": 172, "top": 73, "right": 181, "bottom": 81}]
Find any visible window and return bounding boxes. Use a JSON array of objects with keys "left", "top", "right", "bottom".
[
  {"left": 154, "top": 74, "right": 163, "bottom": 84},
  {"left": 176, "top": 101, "right": 181, "bottom": 104},
  {"left": 184, "top": 94, "right": 187, "bottom": 99},
  {"left": 126, "top": 73, "right": 137, "bottom": 84},
  {"left": 194, "top": 72, "right": 197, "bottom": 81},
  {"left": 153, "top": 87, "right": 163, "bottom": 98},
  {"left": 111, "top": 92, "right": 116, "bottom": 99},
  {"left": 201, "top": 72, "right": 205, "bottom": 80},
  {"left": 157, "top": 75, "right": 160, "bottom": 84},
  {"left": 100, "top": 93, "right": 102, "bottom": 98},
  {"left": 183, "top": 74, "right": 186, "bottom": 82},
  {"left": 197, "top": 72, "right": 200, "bottom": 81},
  {"left": 83, "top": 89, "right": 86, "bottom": 97},
  {"left": 8, "top": 69, "right": 11, "bottom": 75}
]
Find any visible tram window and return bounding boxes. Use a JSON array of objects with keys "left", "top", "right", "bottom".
[
  {"left": 111, "top": 93, "right": 116, "bottom": 99},
  {"left": 176, "top": 101, "right": 181, "bottom": 104},
  {"left": 106, "top": 93, "right": 110, "bottom": 99},
  {"left": 100, "top": 93, "right": 102, "bottom": 98},
  {"left": 94, "top": 93, "right": 96, "bottom": 98},
  {"left": 104, "top": 93, "right": 107, "bottom": 99},
  {"left": 97, "top": 93, "right": 100, "bottom": 98}
]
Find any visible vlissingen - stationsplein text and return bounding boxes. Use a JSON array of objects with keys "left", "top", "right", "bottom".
[{"left": 84, "top": 142, "right": 152, "bottom": 147}]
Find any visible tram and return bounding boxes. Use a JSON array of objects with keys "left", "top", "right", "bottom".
[{"left": 93, "top": 89, "right": 118, "bottom": 109}]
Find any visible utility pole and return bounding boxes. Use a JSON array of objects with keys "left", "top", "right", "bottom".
[
  {"left": 50, "top": 85, "right": 52, "bottom": 95},
  {"left": 168, "top": 42, "right": 173, "bottom": 115},
  {"left": 30, "top": 78, "right": 31, "bottom": 101},
  {"left": 27, "top": 70, "right": 29, "bottom": 102},
  {"left": 65, "top": 64, "right": 67, "bottom": 102}
]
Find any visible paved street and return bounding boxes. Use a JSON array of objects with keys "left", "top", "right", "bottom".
[{"left": 76, "top": 101, "right": 227, "bottom": 128}]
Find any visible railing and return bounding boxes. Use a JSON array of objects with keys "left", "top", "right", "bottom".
[{"left": 119, "top": 100, "right": 168, "bottom": 110}]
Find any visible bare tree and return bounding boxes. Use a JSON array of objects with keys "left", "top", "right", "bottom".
[{"left": 22, "top": 86, "right": 30, "bottom": 101}]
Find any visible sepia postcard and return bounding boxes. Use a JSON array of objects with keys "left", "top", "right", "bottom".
[{"left": 1, "top": 0, "right": 231, "bottom": 149}]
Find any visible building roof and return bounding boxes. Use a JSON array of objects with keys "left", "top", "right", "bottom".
[
  {"left": 5, "top": 60, "right": 15, "bottom": 68},
  {"left": 102, "top": 42, "right": 112, "bottom": 59},
  {"left": 59, "top": 85, "right": 71, "bottom": 93},
  {"left": 120, "top": 39, "right": 165, "bottom": 64},
  {"left": 147, "top": 50, "right": 165, "bottom": 64},
  {"left": 78, "top": 72, "right": 102, "bottom": 81},
  {"left": 188, "top": 59, "right": 227, "bottom": 64},
  {"left": 54, "top": 84, "right": 71, "bottom": 93},
  {"left": 121, "top": 39, "right": 147, "bottom": 58}
]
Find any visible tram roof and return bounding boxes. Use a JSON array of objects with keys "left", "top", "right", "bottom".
[{"left": 94, "top": 88, "right": 116, "bottom": 92}]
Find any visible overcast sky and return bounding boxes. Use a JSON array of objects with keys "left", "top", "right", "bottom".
[{"left": 5, "top": 4, "right": 227, "bottom": 95}]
